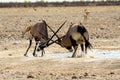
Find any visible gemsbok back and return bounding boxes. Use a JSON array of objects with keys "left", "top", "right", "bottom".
[
  {"left": 56, "top": 22, "right": 92, "bottom": 57},
  {"left": 22, "top": 20, "right": 66, "bottom": 57}
]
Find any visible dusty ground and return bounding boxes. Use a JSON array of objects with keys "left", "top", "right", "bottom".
[{"left": 0, "top": 6, "right": 120, "bottom": 80}]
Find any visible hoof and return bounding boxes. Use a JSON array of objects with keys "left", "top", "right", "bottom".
[
  {"left": 24, "top": 54, "right": 28, "bottom": 57},
  {"left": 37, "top": 48, "right": 40, "bottom": 51},
  {"left": 41, "top": 54, "right": 44, "bottom": 57},
  {"left": 33, "top": 54, "right": 38, "bottom": 57},
  {"left": 71, "top": 55, "right": 77, "bottom": 58},
  {"left": 81, "top": 54, "right": 86, "bottom": 58}
]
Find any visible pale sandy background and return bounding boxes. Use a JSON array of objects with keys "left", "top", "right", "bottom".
[{"left": 0, "top": 6, "right": 120, "bottom": 80}]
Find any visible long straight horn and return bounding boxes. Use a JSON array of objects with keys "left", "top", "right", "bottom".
[
  {"left": 46, "top": 20, "right": 67, "bottom": 46},
  {"left": 47, "top": 35, "right": 64, "bottom": 46},
  {"left": 38, "top": 31, "right": 56, "bottom": 43},
  {"left": 47, "top": 24, "right": 60, "bottom": 40}
]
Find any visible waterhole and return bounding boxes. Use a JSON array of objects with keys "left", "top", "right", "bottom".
[{"left": 45, "top": 49, "right": 120, "bottom": 58}]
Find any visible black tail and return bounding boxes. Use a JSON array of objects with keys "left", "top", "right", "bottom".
[
  {"left": 85, "top": 40, "right": 93, "bottom": 49},
  {"left": 77, "top": 25, "right": 93, "bottom": 49}
]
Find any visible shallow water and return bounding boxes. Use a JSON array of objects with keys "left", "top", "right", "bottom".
[
  {"left": 25, "top": 49, "right": 120, "bottom": 58},
  {"left": 93, "top": 49, "right": 120, "bottom": 58},
  {"left": 46, "top": 49, "right": 120, "bottom": 58}
]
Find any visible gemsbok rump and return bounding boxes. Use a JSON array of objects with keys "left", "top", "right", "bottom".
[{"left": 56, "top": 22, "right": 92, "bottom": 57}]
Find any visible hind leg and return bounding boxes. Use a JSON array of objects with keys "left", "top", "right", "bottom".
[
  {"left": 80, "top": 43, "right": 86, "bottom": 57},
  {"left": 80, "top": 44, "right": 84, "bottom": 52},
  {"left": 24, "top": 40, "right": 32, "bottom": 57},
  {"left": 85, "top": 43, "right": 88, "bottom": 54},
  {"left": 72, "top": 45, "right": 78, "bottom": 58},
  {"left": 70, "top": 36, "right": 78, "bottom": 58}
]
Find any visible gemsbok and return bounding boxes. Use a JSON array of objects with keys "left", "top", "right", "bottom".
[
  {"left": 22, "top": 20, "right": 66, "bottom": 57},
  {"left": 50, "top": 22, "right": 92, "bottom": 58}
]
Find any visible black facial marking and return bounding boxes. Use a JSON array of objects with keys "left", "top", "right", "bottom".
[
  {"left": 39, "top": 42, "right": 46, "bottom": 49},
  {"left": 35, "top": 37, "right": 39, "bottom": 41}
]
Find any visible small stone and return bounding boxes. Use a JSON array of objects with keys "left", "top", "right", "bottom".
[
  {"left": 27, "top": 74, "right": 34, "bottom": 78},
  {"left": 50, "top": 73, "right": 53, "bottom": 75},
  {"left": 8, "top": 54, "right": 12, "bottom": 56},
  {"left": 84, "top": 72, "right": 88, "bottom": 77},
  {"left": 91, "top": 74, "right": 96, "bottom": 76},
  {"left": 72, "top": 75, "right": 77, "bottom": 79},
  {"left": 4, "top": 47, "right": 8, "bottom": 50},
  {"left": 109, "top": 72, "right": 114, "bottom": 75},
  {"left": 79, "top": 76, "right": 83, "bottom": 79}
]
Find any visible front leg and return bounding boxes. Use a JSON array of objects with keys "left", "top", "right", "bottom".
[
  {"left": 24, "top": 40, "right": 32, "bottom": 57},
  {"left": 33, "top": 41, "right": 39, "bottom": 57}
]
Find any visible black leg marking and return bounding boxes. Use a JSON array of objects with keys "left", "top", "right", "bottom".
[
  {"left": 33, "top": 37, "right": 39, "bottom": 57},
  {"left": 80, "top": 44, "right": 84, "bottom": 52},
  {"left": 85, "top": 43, "right": 88, "bottom": 54},
  {"left": 33, "top": 41, "right": 39, "bottom": 57}
]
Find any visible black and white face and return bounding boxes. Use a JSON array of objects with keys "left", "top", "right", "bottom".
[
  {"left": 65, "top": 46, "right": 73, "bottom": 52},
  {"left": 37, "top": 42, "right": 46, "bottom": 51}
]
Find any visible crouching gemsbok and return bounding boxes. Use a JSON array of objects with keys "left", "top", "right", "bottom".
[
  {"left": 22, "top": 20, "right": 49, "bottom": 57},
  {"left": 22, "top": 20, "right": 66, "bottom": 57},
  {"left": 57, "top": 22, "right": 92, "bottom": 57}
]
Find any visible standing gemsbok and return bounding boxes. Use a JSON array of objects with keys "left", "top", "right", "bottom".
[
  {"left": 55, "top": 22, "right": 92, "bottom": 57},
  {"left": 22, "top": 20, "right": 66, "bottom": 57}
]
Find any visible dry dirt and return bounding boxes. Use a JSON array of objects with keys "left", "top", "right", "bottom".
[{"left": 0, "top": 6, "right": 120, "bottom": 80}]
